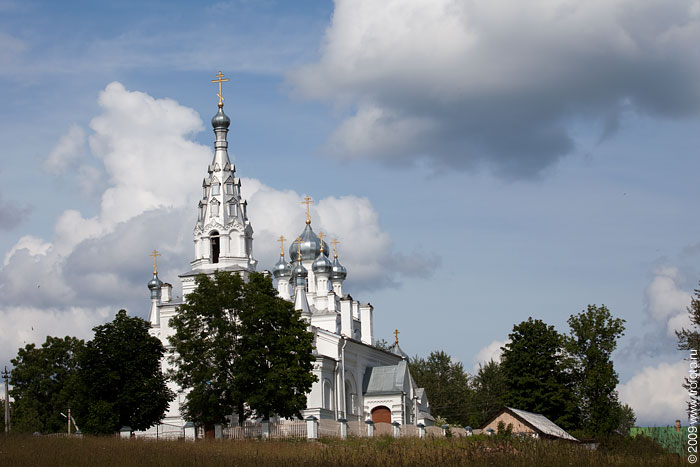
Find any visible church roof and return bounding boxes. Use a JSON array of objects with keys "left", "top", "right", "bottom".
[{"left": 362, "top": 360, "right": 409, "bottom": 395}]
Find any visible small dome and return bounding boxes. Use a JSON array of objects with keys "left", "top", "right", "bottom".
[
  {"left": 292, "top": 260, "right": 308, "bottom": 287},
  {"left": 289, "top": 224, "right": 329, "bottom": 262},
  {"left": 312, "top": 252, "right": 333, "bottom": 275},
  {"left": 272, "top": 256, "right": 292, "bottom": 279},
  {"left": 330, "top": 257, "right": 347, "bottom": 281},
  {"left": 148, "top": 273, "right": 163, "bottom": 290},
  {"left": 211, "top": 106, "right": 231, "bottom": 129}
]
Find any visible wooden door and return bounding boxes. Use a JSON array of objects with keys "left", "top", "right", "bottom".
[{"left": 371, "top": 406, "right": 391, "bottom": 424}]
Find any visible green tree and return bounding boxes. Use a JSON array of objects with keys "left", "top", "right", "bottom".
[
  {"left": 470, "top": 359, "right": 506, "bottom": 427},
  {"left": 566, "top": 304, "right": 625, "bottom": 435},
  {"left": 500, "top": 318, "right": 578, "bottom": 430},
  {"left": 617, "top": 403, "right": 636, "bottom": 435},
  {"left": 235, "top": 273, "right": 316, "bottom": 420},
  {"left": 677, "top": 281, "right": 700, "bottom": 418},
  {"left": 74, "top": 310, "right": 173, "bottom": 434},
  {"left": 169, "top": 271, "right": 316, "bottom": 426},
  {"left": 409, "top": 350, "right": 472, "bottom": 425},
  {"left": 9, "top": 336, "right": 84, "bottom": 433}
]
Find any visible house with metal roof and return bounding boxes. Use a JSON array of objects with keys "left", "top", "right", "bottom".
[{"left": 481, "top": 407, "right": 578, "bottom": 441}]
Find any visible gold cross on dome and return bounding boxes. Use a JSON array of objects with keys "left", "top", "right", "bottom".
[
  {"left": 150, "top": 249, "right": 161, "bottom": 274},
  {"left": 318, "top": 232, "right": 325, "bottom": 252},
  {"left": 296, "top": 236, "right": 303, "bottom": 261},
  {"left": 331, "top": 238, "right": 340, "bottom": 259},
  {"left": 211, "top": 71, "right": 229, "bottom": 108},
  {"left": 301, "top": 196, "right": 313, "bottom": 225},
  {"left": 394, "top": 329, "right": 400, "bottom": 345},
  {"left": 277, "top": 235, "right": 286, "bottom": 257}
]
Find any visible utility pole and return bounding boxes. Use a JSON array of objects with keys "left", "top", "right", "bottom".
[{"left": 2, "top": 366, "right": 9, "bottom": 433}]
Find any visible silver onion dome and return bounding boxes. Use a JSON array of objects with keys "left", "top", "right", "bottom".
[
  {"left": 272, "top": 256, "right": 292, "bottom": 279},
  {"left": 147, "top": 272, "right": 163, "bottom": 299},
  {"left": 289, "top": 224, "right": 329, "bottom": 262},
  {"left": 312, "top": 252, "right": 333, "bottom": 275},
  {"left": 292, "top": 260, "right": 308, "bottom": 287},
  {"left": 330, "top": 257, "right": 347, "bottom": 281},
  {"left": 211, "top": 106, "right": 231, "bottom": 129}
]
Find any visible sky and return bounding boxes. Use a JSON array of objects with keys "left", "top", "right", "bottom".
[{"left": 1, "top": 0, "right": 699, "bottom": 427}]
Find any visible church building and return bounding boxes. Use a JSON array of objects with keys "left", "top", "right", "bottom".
[{"left": 145, "top": 74, "right": 433, "bottom": 433}]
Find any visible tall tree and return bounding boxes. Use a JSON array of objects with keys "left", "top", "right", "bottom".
[
  {"left": 677, "top": 281, "right": 700, "bottom": 418},
  {"left": 235, "top": 273, "right": 316, "bottom": 420},
  {"left": 169, "top": 271, "right": 316, "bottom": 426},
  {"left": 409, "top": 350, "right": 472, "bottom": 425},
  {"left": 9, "top": 336, "right": 84, "bottom": 433},
  {"left": 500, "top": 318, "right": 578, "bottom": 430},
  {"left": 74, "top": 310, "right": 173, "bottom": 434},
  {"left": 566, "top": 304, "right": 625, "bottom": 435},
  {"left": 469, "top": 359, "right": 506, "bottom": 427}
]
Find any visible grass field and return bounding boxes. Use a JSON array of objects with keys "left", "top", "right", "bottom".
[{"left": 0, "top": 434, "right": 686, "bottom": 466}]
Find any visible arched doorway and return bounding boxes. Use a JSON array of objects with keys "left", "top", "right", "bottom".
[{"left": 371, "top": 406, "right": 391, "bottom": 424}]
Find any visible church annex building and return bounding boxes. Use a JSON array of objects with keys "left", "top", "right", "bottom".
[{"left": 142, "top": 74, "right": 433, "bottom": 435}]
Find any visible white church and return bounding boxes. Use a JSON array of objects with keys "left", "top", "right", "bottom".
[{"left": 144, "top": 76, "right": 433, "bottom": 433}]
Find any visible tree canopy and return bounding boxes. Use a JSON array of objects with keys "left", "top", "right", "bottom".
[
  {"left": 469, "top": 359, "right": 506, "bottom": 427},
  {"left": 169, "top": 271, "right": 316, "bottom": 426},
  {"left": 410, "top": 350, "right": 471, "bottom": 426},
  {"left": 500, "top": 317, "right": 578, "bottom": 430},
  {"left": 566, "top": 304, "right": 625, "bottom": 435},
  {"left": 9, "top": 336, "right": 84, "bottom": 433},
  {"left": 74, "top": 309, "right": 173, "bottom": 434}
]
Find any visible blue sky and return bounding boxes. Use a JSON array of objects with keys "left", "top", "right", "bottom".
[{"left": 1, "top": 0, "right": 699, "bottom": 426}]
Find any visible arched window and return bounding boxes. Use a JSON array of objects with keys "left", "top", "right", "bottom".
[
  {"left": 323, "top": 379, "right": 333, "bottom": 411},
  {"left": 210, "top": 231, "right": 220, "bottom": 264},
  {"left": 345, "top": 380, "right": 355, "bottom": 416}
]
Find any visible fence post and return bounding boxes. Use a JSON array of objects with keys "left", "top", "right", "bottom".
[
  {"left": 465, "top": 426, "right": 473, "bottom": 436},
  {"left": 365, "top": 419, "right": 374, "bottom": 437},
  {"left": 214, "top": 424, "right": 223, "bottom": 439},
  {"left": 339, "top": 418, "right": 348, "bottom": 440},
  {"left": 119, "top": 426, "right": 132, "bottom": 439},
  {"left": 184, "top": 421, "right": 196, "bottom": 441},
  {"left": 306, "top": 416, "right": 318, "bottom": 440},
  {"left": 417, "top": 423, "right": 425, "bottom": 439},
  {"left": 261, "top": 419, "right": 270, "bottom": 439},
  {"left": 392, "top": 421, "right": 401, "bottom": 438},
  {"left": 441, "top": 424, "right": 449, "bottom": 437}
]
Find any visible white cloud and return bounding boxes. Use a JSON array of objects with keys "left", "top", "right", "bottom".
[
  {"left": 472, "top": 339, "right": 508, "bottom": 372},
  {"left": 44, "top": 124, "right": 86, "bottom": 174},
  {"left": 618, "top": 360, "right": 687, "bottom": 426},
  {"left": 289, "top": 0, "right": 700, "bottom": 177},
  {"left": 645, "top": 266, "right": 692, "bottom": 337},
  {"left": 0, "top": 306, "right": 112, "bottom": 370}
]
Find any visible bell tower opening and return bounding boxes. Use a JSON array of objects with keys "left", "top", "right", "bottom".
[{"left": 211, "top": 231, "right": 220, "bottom": 264}]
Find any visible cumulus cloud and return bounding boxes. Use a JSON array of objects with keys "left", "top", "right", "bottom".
[
  {"left": 0, "top": 306, "right": 112, "bottom": 370},
  {"left": 645, "top": 266, "right": 692, "bottom": 337},
  {"left": 618, "top": 360, "right": 687, "bottom": 426},
  {"left": 289, "top": 0, "right": 700, "bottom": 177},
  {"left": 472, "top": 339, "right": 508, "bottom": 372},
  {"left": 1, "top": 82, "right": 435, "bottom": 366},
  {"left": 44, "top": 124, "right": 86, "bottom": 174}
]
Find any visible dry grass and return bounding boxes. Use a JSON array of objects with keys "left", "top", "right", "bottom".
[{"left": 0, "top": 434, "right": 685, "bottom": 466}]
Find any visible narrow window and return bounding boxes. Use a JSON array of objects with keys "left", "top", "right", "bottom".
[
  {"left": 212, "top": 183, "right": 220, "bottom": 195},
  {"left": 225, "top": 183, "right": 233, "bottom": 194},
  {"left": 211, "top": 203, "right": 219, "bottom": 217},
  {"left": 211, "top": 231, "right": 220, "bottom": 264},
  {"left": 228, "top": 203, "right": 236, "bottom": 217}
]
